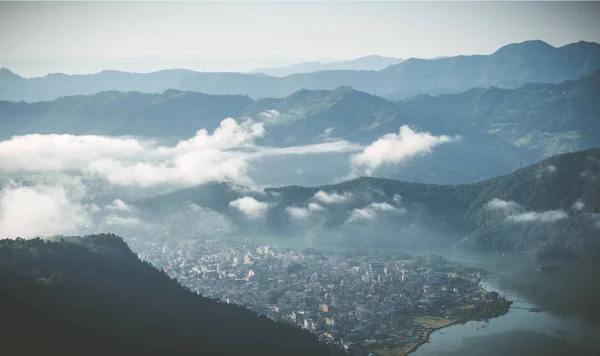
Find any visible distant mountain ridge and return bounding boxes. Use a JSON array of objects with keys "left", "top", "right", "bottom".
[
  {"left": 2, "top": 72, "right": 599, "bottom": 186},
  {"left": 135, "top": 148, "right": 600, "bottom": 262},
  {"left": 1, "top": 40, "right": 599, "bottom": 102},
  {"left": 248, "top": 55, "right": 404, "bottom": 77},
  {"left": 0, "top": 234, "right": 343, "bottom": 356}
]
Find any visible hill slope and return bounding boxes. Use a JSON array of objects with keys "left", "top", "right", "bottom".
[
  {"left": 136, "top": 149, "right": 600, "bottom": 261},
  {"left": 404, "top": 70, "right": 600, "bottom": 156},
  {"left": 0, "top": 234, "right": 343, "bottom": 356},
  {"left": 1, "top": 72, "right": 598, "bottom": 185},
  {"left": 2, "top": 40, "right": 599, "bottom": 102},
  {"left": 248, "top": 55, "right": 404, "bottom": 77}
]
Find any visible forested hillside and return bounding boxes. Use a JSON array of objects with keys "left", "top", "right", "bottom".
[
  {"left": 136, "top": 149, "right": 600, "bottom": 261},
  {"left": 0, "top": 234, "right": 344, "bottom": 356}
]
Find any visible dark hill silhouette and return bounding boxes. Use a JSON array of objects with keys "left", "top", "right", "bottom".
[{"left": 0, "top": 234, "right": 344, "bottom": 356}]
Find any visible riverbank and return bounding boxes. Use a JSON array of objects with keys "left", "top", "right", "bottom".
[{"left": 370, "top": 281, "right": 512, "bottom": 356}]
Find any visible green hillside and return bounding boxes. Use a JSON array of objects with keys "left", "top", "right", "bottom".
[
  {"left": 136, "top": 149, "right": 600, "bottom": 261},
  {"left": 0, "top": 234, "right": 343, "bottom": 356}
]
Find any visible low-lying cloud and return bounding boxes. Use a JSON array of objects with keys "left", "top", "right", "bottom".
[
  {"left": 105, "top": 199, "right": 132, "bottom": 212},
  {"left": 347, "top": 202, "right": 403, "bottom": 222},
  {"left": 572, "top": 199, "right": 585, "bottom": 211},
  {"left": 104, "top": 215, "right": 141, "bottom": 226},
  {"left": 536, "top": 164, "right": 557, "bottom": 179},
  {"left": 229, "top": 196, "right": 268, "bottom": 219},
  {"left": 313, "top": 191, "right": 352, "bottom": 204},
  {"left": 0, "top": 118, "right": 361, "bottom": 187},
  {"left": 508, "top": 210, "right": 568, "bottom": 223},
  {"left": 351, "top": 125, "right": 459, "bottom": 174},
  {"left": 486, "top": 198, "right": 568, "bottom": 223},
  {"left": 0, "top": 182, "right": 91, "bottom": 238},
  {"left": 286, "top": 202, "right": 325, "bottom": 220},
  {"left": 486, "top": 198, "right": 521, "bottom": 214}
]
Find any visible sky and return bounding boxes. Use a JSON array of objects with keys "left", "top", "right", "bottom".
[{"left": 1, "top": 1, "right": 600, "bottom": 77}]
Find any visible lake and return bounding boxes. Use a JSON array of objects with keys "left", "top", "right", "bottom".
[{"left": 411, "top": 250, "right": 600, "bottom": 356}]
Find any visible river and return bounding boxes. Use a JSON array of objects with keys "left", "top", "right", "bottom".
[{"left": 410, "top": 250, "right": 600, "bottom": 356}]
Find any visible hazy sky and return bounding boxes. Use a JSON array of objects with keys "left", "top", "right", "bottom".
[{"left": 1, "top": 1, "right": 599, "bottom": 77}]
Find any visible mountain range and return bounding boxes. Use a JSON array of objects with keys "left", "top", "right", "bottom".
[
  {"left": 2, "top": 70, "right": 599, "bottom": 186},
  {"left": 1, "top": 40, "right": 599, "bottom": 102},
  {"left": 0, "top": 234, "right": 343, "bottom": 356},
  {"left": 247, "top": 55, "right": 404, "bottom": 77},
  {"left": 134, "top": 148, "right": 600, "bottom": 262}
]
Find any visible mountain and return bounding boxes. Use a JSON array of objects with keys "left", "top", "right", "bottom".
[
  {"left": 3, "top": 72, "right": 599, "bottom": 185},
  {"left": 378, "top": 40, "right": 600, "bottom": 100},
  {"left": 135, "top": 148, "right": 600, "bottom": 261},
  {"left": 248, "top": 55, "right": 404, "bottom": 77},
  {"left": 2, "top": 40, "right": 599, "bottom": 102},
  {"left": 0, "top": 90, "right": 253, "bottom": 140},
  {"left": 0, "top": 234, "right": 343, "bottom": 356},
  {"left": 403, "top": 70, "right": 600, "bottom": 157}
]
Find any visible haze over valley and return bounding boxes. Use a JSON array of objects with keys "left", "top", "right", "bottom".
[{"left": 1, "top": 2, "right": 600, "bottom": 356}]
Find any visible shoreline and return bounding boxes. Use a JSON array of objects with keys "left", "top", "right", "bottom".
[
  {"left": 403, "top": 282, "right": 513, "bottom": 356},
  {"left": 404, "top": 319, "right": 465, "bottom": 356}
]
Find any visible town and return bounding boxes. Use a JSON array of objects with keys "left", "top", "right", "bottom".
[{"left": 128, "top": 238, "right": 512, "bottom": 355}]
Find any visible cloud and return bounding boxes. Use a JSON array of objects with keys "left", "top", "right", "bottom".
[
  {"left": 0, "top": 118, "right": 361, "bottom": 187},
  {"left": 313, "top": 190, "right": 352, "bottom": 204},
  {"left": 393, "top": 194, "right": 402, "bottom": 204},
  {"left": 591, "top": 214, "right": 600, "bottom": 229},
  {"left": 536, "top": 164, "right": 557, "bottom": 178},
  {"left": 105, "top": 199, "right": 131, "bottom": 212},
  {"left": 486, "top": 198, "right": 520, "bottom": 213},
  {"left": 286, "top": 202, "right": 325, "bottom": 220},
  {"left": 0, "top": 183, "right": 91, "bottom": 238},
  {"left": 508, "top": 210, "right": 568, "bottom": 223},
  {"left": 318, "top": 127, "right": 335, "bottom": 141},
  {"left": 257, "top": 141, "right": 360, "bottom": 156},
  {"left": 572, "top": 199, "right": 585, "bottom": 211},
  {"left": 486, "top": 198, "right": 568, "bottom": 223},
  {"left": 308, "top": 202, "right": 324, "bottom": 212},
  {"left": 229, "top": 196, "right": 268, "bottom": 219},
  {"left": 286, "top": 206, "right": 311, "bottom": 220},
  {"left": 259, "top": 109, "right": 280, "bottom": 120},
  {"left": 104, "top": 215, "right": 141, "bottom": 226},
  {"left": 347, "top": 202, "right": 402, "bottom": 222},
  {"left": 350, "top": 125, "right": 459, "bottom": 173}
]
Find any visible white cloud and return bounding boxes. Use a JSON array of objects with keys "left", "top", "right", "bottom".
[
  {"left": 351, "top": 125, "right": 459, "bottom": 173},
  {"left": 347, "top": 202, "right": 402, "bottom": 222},
  {"left": 0, "top": 183, "right": 90, "bottom": 238},
  {"left": 257, "top": 140, "right": 360, "bottom": 156},
  {"left": 105, "top": 199, "right": 131, "bottom": 212},
  {"left": 0, "top": 118, "right": 361, "bottom": 187},
  {"left": 592, "top": 214, "right": 600, "bottom": 229},
  {"left": 393, "top": 194, "right": 402, "bottom": 204},
  {"left": 508, "top": 210, "right": 568, "bottom": 223},
  {"left": 572, "top": 199, "right": 585, "bottom": 211},
  {"left": 286, "top": 202, "right": 325, "bottom": 220},
  {"left": 259, "top": 109, "right": 280, "bottom": 120},
  {"left": 229, "top": 196, "right": 268, "bottom": 219},
  {"left": 313, "top": 190, "right": 352, "bottom": 204},
  {"left": 486, "top": 198, "right": 521, "bottom": 213},
  {"left": 0, "top": 133, "right": 150, "bottom": 172},
  {"left": 286, "top": 206, "right": 311, "bottom": 220},
  {"left": 324, "top": 127, "right": 335, "bottom": 137},
  {"left": 104, "top": 215, "right": 141, "bottom": 226},
  {"left": 308, "top": 202, "right": 324, "bottom": 212},
  {"left": 88, "top": 203, "right": 102, "bottom": 213},
  {"left": 486, "top": 198, "right": 568, "bottom": 223},
  {"left": 536, "top": 164, "right": 557, "bottom": 178}
]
